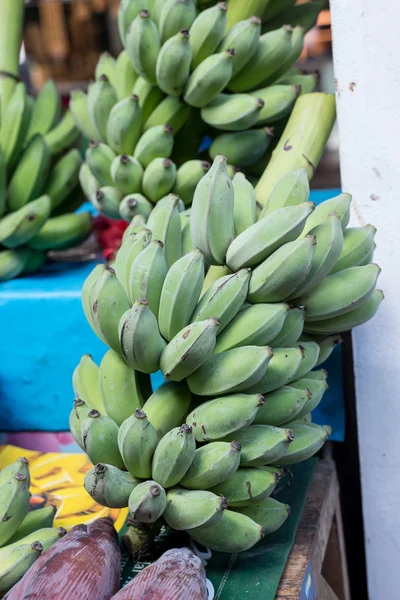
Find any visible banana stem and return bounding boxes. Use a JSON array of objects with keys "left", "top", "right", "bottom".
[
  {"left": 0, "top": 0, "right": 24, "bottom": 122},
  {"left": 226, "top": 0, "right": 272, "bottom": 29},
  {"left": 121, "top": 518, "right": 162, "bottom": 562},
  {"left": 255, "top": 93, "right": 336, "bottom": 207}
]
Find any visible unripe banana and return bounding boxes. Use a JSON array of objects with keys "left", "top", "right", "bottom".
[
  {"left": 142, "top": 381, "right": 192, "bottom": 437},
  {"left": 28, "top": 211, "right": 92, "bottom": 251},
  {"left": 152, "top": 424, "right": 196, "bottom": 487},
  {"left": 188, "top": 509, "right": 264, "bottom": 553},
  {"left": 115, "top": 50, "right": 139, "bottom": 99},
  {"left": 81, "top": 409, "right": 125, "bottom": 469},
  {"left": 331, "top": 225, "right": 376, "bottom": 273},
  {"left": 144, "top": 95, "right": 190, "bottom": 134},
  {"left": 0, "top": 459, "right": 29, "bottom": 490},
  {"left": 268, "top": 306, "right": 305, "bottom": 347},
  {"left": 111, "top": 154, "right": 143, "bottom": 196},
  {"left": 291, "top": 377, "right": 328, "bottom": 418},
  {"left": 187, "top": 346, "right": 273, "bottom": 396},
  {"left": 228, "top": 172, "right": 258, "bottom": 236},
  {"left": 251, "top": 84, "right": 301, "bottom": 126},
  {"left": 180, "top": 441, "right": 241, "bottom": 489},
  {"left": 164, "top": 489, "right": 227, "bottom": 530},
  {"left": 300, "top": 192, "right": 352, "bottom": 236},
  {"left": 126, "top": 11, "right": 160, "bottom": 86},
  {"left": 118, "top": 0, "right": 149, "bottom": 47},
  {"left": 26, "top": 80, "right": 60, "bottom": 141},
  {"left": 228, "top": 26, "right": 293, "bottom": 92},
  {"left": 72, "top": 354, "right": 104, "bottom": 412},
  {"left": 69, "top": 90, "right": 98, "bottom": 140},
  {"left": 299, "top": 263, "right": 381, "bottom": 321},
  {"left": 94, "top": 186, "right": 123, "bottom": 219},
  {"left": 114, "top": 227, "right": 152, "bottom": 292},
  {"left": 287, "top": 341, "right": 320, "bottom": 381},
  {"left": 129, "top": 480, "right": 167, "bottom": 523},
  {"left": 146, "top": 193, "right": 181, "bottom": 267},
  {"left": 132, "top": 76, "right": 165, "bottom": 123},
  {"left": 299, "top": 368, "right": 328, "bottom": 381},
  {"left": 219, "top": 16, "right": 261, "bottom": 78},
  {"left": 172, "top": 160, "right": 210, "bottom": 206},
  {"left": 142, "top": 157, "right": 177, "bottom": 202},
  {"left": 106, "top": 95, "right": 142, "bottom": 155},
  {"left": 210, "top": 128, "right": 273, "bottom": 169},
  {"left": 221, "top": 425, "right": 294, "bottom": 467},
  {"left": 189, "top": 2, "right": 227, "bottom": 70},
  {"left": 227, "top": 202, "right": 314, "bottom": 271},
  {"left": 0, "top": 195, "right": 51, "bottom": 248},
  {"left": 245, "top": 346, "right": 305, "bottom": 395},
  {"left": 118, "top": 408, "right": 159, "bottom": 478},
  {"left": 123, "top": 214, "right": 148, "bottom": 240},
  {"left": 248, "top": 235, "right": 317, "bottom": 303},
  {"left": 181, "top": 217, "right": 193, "bottom": 256},
  {"left": 313, "top": 335, "right": 342, "bottom": 365},
  {"left": 0, "top": 541, "right": 43, "bottom": 596},
  {"left": 214, "top": 303, "right": 288, "bottom": 353},
  {"left": 79, "top": 162, "right": 99, "bottom": 199},
  {"left": 84, "top": 463, "right": 139, "bottom": 508},
  {"left": 186, "top": 393, "right": 264, "bottom": 441},
  {"left": 304, "top": 289, "right": 384, "bottom": 335},
  {"left": 259, "top": 168, "right": 310, "bottom": 217},
  {"left": 85, "top": 141, "right": 115, "bottom": 186},
  {"left": 270, "top": 422, "right": 331, "bottom": 466},
  {"left": 120, "top": 193, "right": 153, "bottom": 222},
  {"left": 134, "top": 124, "right": 174, "bottom": 168},
  {"left": 184, "top": 49, "right": 234, "bottom": 109},
  {"left": 190, "top": 155, "right": 234, "bottom": 265},
  {"left": 209, "top": 467, "right": 279, "bottom": 507},
  {"left": 156, "top": 29, "right": 192, "bottom": 96},
  {"left": 0, "top": 473, "right": 30, "bottom": 546},
  {"left": 69, "top": 399, "right": 90, "bottom": 450},
  {"left": 277, "top": 71, "right": 319, "bottom": 94},
  {"left": 87, "top": 75, "right": 118, "bottom": 142},
  {"left": 81, "top": 263, "right": 104, "bottom": 335},
  {"left": 159, "top": 0, "right": 197, "bottom": 44},
  {"left": 254, "top": 386, "right": 310, "bottom": 426},
  {"left": 99, "top": 349, "right": 150, "bottom": 425},
  {"left": 201, "top": 93, "right": 265, "bottom": 131},
  {"left": 5, "top": 505, "right": 55, "bottom": 546},
  {"left": 0, "top": 82, "right": 31, "bottom": 170},
  {"left": 270, "top": 25, "right": 306, "bottom": 84},
  {"left": 233, "top": 496, "right": 290, "bottom": 534},
  {"left": 44, "top": 149, "right": 82, "bottom": 209},
  {"left": 128, "top": 239, "right": 167, "bottom": 314}
]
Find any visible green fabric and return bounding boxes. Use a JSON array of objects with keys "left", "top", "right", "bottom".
[{"left": 120, "top": 458, "right": 317, "bottom": 599}]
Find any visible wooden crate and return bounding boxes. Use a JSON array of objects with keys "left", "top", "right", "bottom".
[{"left": 276, "top": 459, "right": 351, "bottom": 600}]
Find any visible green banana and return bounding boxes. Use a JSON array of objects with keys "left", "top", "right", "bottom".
[
  {"left": 123, "top": 214, "right": 147, "bottom": 240},
  {"left": 72, "top": 354, "right": 104, "bottom": 412},
  {"left": 128, "top": 480, "right": 166, "bottom": 523},
  {"left": 7, "top": 134, "right": 51, "bottom": 211},
  {"left": 268, "top": 25, "right": 306, "bottom": 84},
  {"left": 331, "top": 225, "right": 376, "bottom": 273},
  {"left": 118, "top": 409, "right": 159, "bottom": 478},
  {"left": 28, "top": 211, "right": 92, "bottom": 250},
  {"left": 94, "top": 187, "right": 123, "bottom": 218},
  {"left": 43, "top": 110, "right": 80, "bottom": 155},
  {"left": 0, "top": 541, "right": 43, "bottom": 596},
  {"left": 142, "top": 157, "right": 177, "bottom": 202},
  {"left": 111, "top": 154, "right": 143, "bottom": 196},
  {"left": 44, "top": 149, "right": 81, "bottom": 209},
  {"left": 227, "top": 202, "right": 314, "bottom": 271},
  {"left": 69, "top": 90, "right": 99, "bottom": 141},
  {"left": 158, "top": 248, "right": 205, "bottom": 341},
  {"left": 190, "top": 154, "right": 234, "bottom": 265},
  {"left": 221, "top": 425, "right": 294, "bottom": 467},
  {"left": 181, "top": 216, "right": 193, "bottom": 255},
  {"left": 128, "top": 239, "right": 168, "bottom": 313},
  {"left": 26, "top": 80, "right": 60, "bottom": 141},
  {"left": 184, "top": 49, "right": 234, "bottom": 109},
  {"left": 260, "top": 168, "right": 310, "bottom": 217},
  {"left": 277, "top": 71, "right": 319, "bottom": 94},
  {"left": 298, "top": 264, "right": 381, "bottom": 321},
  {"left": 146, "top": 193, "right": 181, "bottom": 267},
  {"left": 0, "top": 195, "right": 51, "bottom": 248},
  {"left": 288, "top": 341, "right": 320, "bottom": 381},
  {"left": 84, "top": 463, "right": 139, "bottom": 508},
  {"left": 89, "top": 265, "right": 130, "bottom": 353},
  {"left": 220, "top": 16, "right": 261, "bottom": 78},
  {"left": 118, "top": 0, "right": 149, "bottom": 47},
  {"left": 191, "top": 268, "right": 250, "bottom": 331},
  {"left": 144, "top": 95, "right": 190, "bottom": 133},
  {"left": 233, "top": 497, "right": 290, "bottom": 534},
  {"left": 250, "top": 84, "right": 300, "bottom": 126},
  {"left": 79, "top": 162, "right": 99, "bottom": 199},
  {"left": 0, "top": 249, "right": 29, "bottom": 281},
  {"left": 152, "top": 424, "right": 196, "bottom": 487},
  {"left": 115, "top": 50, "right": 139, "bottom": 100},
  {"left": 231, "top": 171, "right": 257, "bottom": 235},
  {"left": 19, "top": 248, "right": 47, "bottom": 275},
  {"left": 106, "top": 95, "right": 142, "bottom": 155},
  {"left": 87, "top": 75, "right": 118, "bottom": 142},
  {"left": 0, "top": 473, "right": 30, "bottom": 547},
  {"left": 254, "top": 385, "right": 310, "bottom": 426},
  {"left": 120, "top": 194, "right": 153, "bottom": 223},
  {"left": 159, "top": 0, "right": 196, "bottom": 44},
  {"left": 0, "top": 458, "right": 30, "bottom": 488},
  {"left": 210, "top": 128, "right": 273, "bottom": 168},
  {"left": 228, "top": 26, "right": 293, "bottom": 92},
  {"left": 214, "top": 303, "right": 288, "bottom": 353},
  {"left": 314, "top": 336, "right": 342, "bottom": 366},
  {"left": 186, "top": 393, "right": 264, "bottom": 441},
  {"left": 247, "top": 235, "right": 317, "bottom": 303},
  {"left": 6, "top": 506, "right": 56, "bottom": 545},
  {"left": 189, "top": 2, "right": 227, "bottom": 70},
  {"left": 291, "top": 377, "right": 328, "bottom": 418},
  {"left": 268, "top": 306, "right": 305, "bottom": 347},
  {"left": 81, "top": 263, "right": 104, "bottom": 334},
  {"left": 300, "top": 192, "right": 352, "bottom": 236},
  {"left": 69, "top": 399, "right": 89, "bottom": 450},
  {"left": 188, "top": 509, "right": 264, "bottom": 553},
  {"left": 114, "top": 227, "right": 152, "bottom": 293},
  {"left": 81, "top": 409, "right": 125, "bottom": 469},
  {"left": 245, "top": 346, "right": 305, "bottom": 394},
  {"left": 304, "top": 289, "right": 384, "bottom": 335},
  {"left": 95, "top": 52, "right": 117, "bottom": 88},
  {"left": 126, "top": 10, "right": 160, "bottom": 85},
  {"left": 132, "top": 77, "right": 164, "bottom": 123},
  {"left": 134, "top": 124, "right": 174, "bottom": 168},
  {"left": 164, "top": 489, "right": 227, "bottom": 530},
  {"left": 180, "top": 441, "right": 241, "bottom": 489},
  {"left": 86, "top": 141, "right": 115, "bottom": 186},
  {"left": 0, "top": 149, "right": 5, "bottom": 218},
  {"left": 201, "top": 93, "right": 265, "bottom": 131},
  {"left": 0, "top": 82, "right": 30, "bottom": 170},
  {"left": 142, "top": 381, "right": 192, "bottom": 437},
  {"left": 187, "top": 346, "right": 273, "bottom": 396},
  {"left": 156, "top": 29, "right": 192, "bottom": 96},
  {"left": 119, "top": 299, "right": 167, "bottom": 372},
  {"left": 209, "top": 466, "right": 279, "bottom": 507},
  {"left": 173, "top": 159, "right": 210, "bottom": 206},
  {"left": 270, "top": 423, "right": 331, "bottom": 466}
]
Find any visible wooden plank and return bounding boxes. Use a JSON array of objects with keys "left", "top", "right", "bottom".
[{"left": 322, "top": 502, "right": 351, "bottom": 600}]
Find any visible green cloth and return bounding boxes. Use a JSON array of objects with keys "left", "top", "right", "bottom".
[{"left": 120, "top": 458, "right": 317, "bottom": 599}]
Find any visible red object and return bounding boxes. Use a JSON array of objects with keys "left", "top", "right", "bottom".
[{"left": 93, "top": 215, "right": 128, "bottom": 262}]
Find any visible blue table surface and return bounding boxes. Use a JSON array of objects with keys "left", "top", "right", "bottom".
[{"left": 0, "top": 190, "right": 344, "bottom": 439}]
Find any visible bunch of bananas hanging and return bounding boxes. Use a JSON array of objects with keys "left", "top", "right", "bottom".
[
  {"left": 0, "top": 80, "right": 93, "bottom": 282},
  {"left": 0, "top": 457, "right": 67, "bottom": 595},
  {"left": 72, "top": 0, "right": 322, "bottom": 221},
  {"left": 70, "top": 158, "right": 382, "bottom": 555}
]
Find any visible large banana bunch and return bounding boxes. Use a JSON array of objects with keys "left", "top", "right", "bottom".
[
  {"left": 0, "top": 80, "right": 92, "bottom": 282},
  {"left": 72, "top": 0, "right": 323, "bottom": 221},
  {"left": 72, "top": 157, "right": 382, "bottom": 556},
  {"left": 0, "top": 458, "right": 66, "bottom": 595}
]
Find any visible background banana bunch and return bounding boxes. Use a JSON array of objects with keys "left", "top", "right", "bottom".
[
  {"left": 70, "top": 158, "right": 382, "bottom": 556},
  {"left": 72, "top": 0, "right": 323, "bottom": 221}
]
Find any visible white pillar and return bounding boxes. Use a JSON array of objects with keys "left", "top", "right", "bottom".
[{"left": 329, "top": 2, "right": 400, "bottom": 598}]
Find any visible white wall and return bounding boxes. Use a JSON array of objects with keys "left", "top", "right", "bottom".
[{"left": 329, "top": 2, "right": 400, "bottom": 598}]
